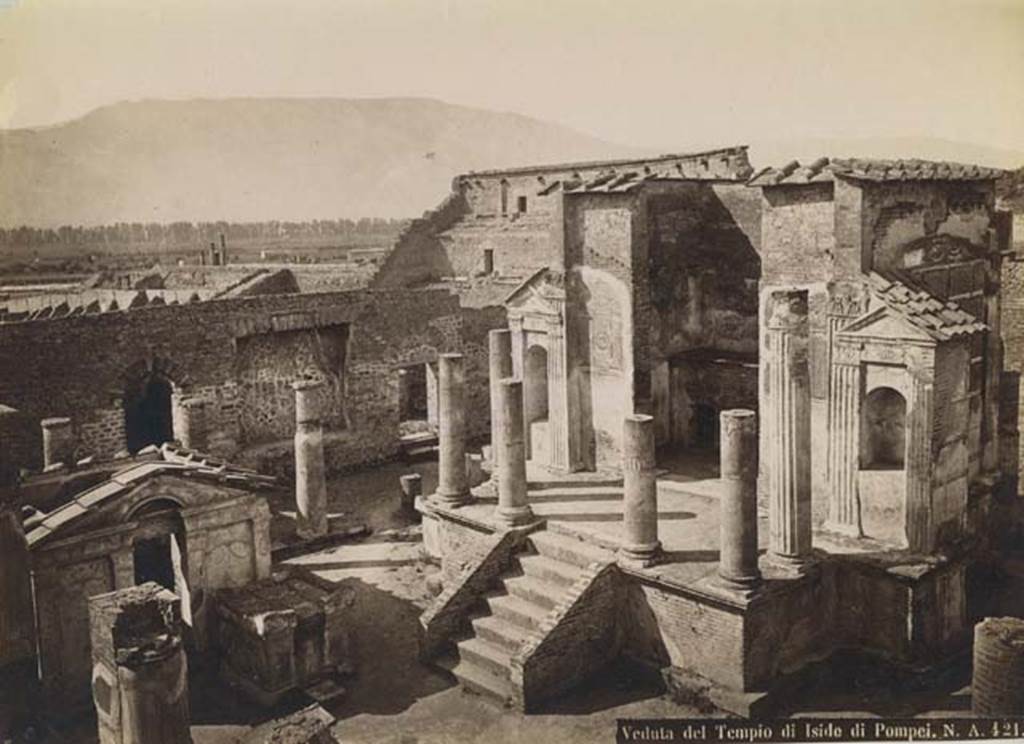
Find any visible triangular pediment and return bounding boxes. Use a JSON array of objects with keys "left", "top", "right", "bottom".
[
  {"left": 837, "top": 306, "right": 936, "bottom": 343},
  {"left": 504, "top": 267, "right": 565, "bottom": 313}
]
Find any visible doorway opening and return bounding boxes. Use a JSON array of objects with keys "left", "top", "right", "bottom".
[
  {"left": 692, "top": 404, "right": 719, "bottom": 449},
  {"left": 124, "top": 373, "right": 174, "bottom": 453}
]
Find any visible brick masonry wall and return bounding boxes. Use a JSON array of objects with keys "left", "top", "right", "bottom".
[
  {"left": 618, "top": 579, "right": 747, "bottom": 692},
  {"left": 0, "top": 288, "right": 504, "bottom": 472},
  {"left": 512, "top": 561, "right": 619, "bottom": 711}
]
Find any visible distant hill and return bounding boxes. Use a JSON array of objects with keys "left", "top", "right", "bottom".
[
  {"left": 3, "top": 98, "right": 1022, "bottom": 228},
  {"left": 0, "top": 98, "right": 634, "bottom": 227}
]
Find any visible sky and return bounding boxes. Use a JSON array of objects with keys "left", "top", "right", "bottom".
[{"left": 0, "top": 0, "right": 1022, "bottom": 153}]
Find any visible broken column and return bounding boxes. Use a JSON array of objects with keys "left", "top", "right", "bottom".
[
  {"left": 434, "top": 353, "right": 471, "bottom": 506},
  {"left": 972, "top": 617, "right": 1024, "bottom": 715},
  {"left": 765, "top": 290, "right": 813, "bottom": 572},
  {"left": 293, "top": 380, "right": 328, "bottom": 539},
  {"left": 718, "top": 409, "right": 761, "bottom": 592},
  {"left": 494, "top": 378, "right": 535, "bottom": 526},
  {"left": 89, "top": 583, "right": 192, "bottom": 744},
  {"left": 41, "top": 416, "right": 74, "bottom": 469},
  {"left": 619, "top": 414, "right": 661, "bottom": 567}
]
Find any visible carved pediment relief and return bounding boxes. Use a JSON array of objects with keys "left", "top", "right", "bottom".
[
  {"left": 505, "top": 267, "right": 565, "bottom": 316},
  {"left": 902, "top": 234, "right": 985, "bottom": 269}
]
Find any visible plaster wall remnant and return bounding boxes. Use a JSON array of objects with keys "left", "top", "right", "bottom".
[{"left": 293, "top": 379, "right": 328, "bottom": 539}]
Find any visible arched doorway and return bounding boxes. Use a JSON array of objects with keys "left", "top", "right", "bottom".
[
  {"left": 524, "top": 344, "right": 549, "bottom": 462},
  {"left": 124, "top": 373, "right": 174, "bottom": 453},
  {"left": 861, "top": 387, "right": 907, "bottom": 469}
]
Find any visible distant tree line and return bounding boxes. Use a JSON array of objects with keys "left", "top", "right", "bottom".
[{"left": 0, "top": 218, "right": 407, "bottom": 248}]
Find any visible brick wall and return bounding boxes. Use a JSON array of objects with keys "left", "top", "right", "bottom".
[{"left": 0, "top": 288, "right": 503, "bottom": 472}]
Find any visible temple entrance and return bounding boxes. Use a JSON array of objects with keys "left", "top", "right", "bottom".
[
  {"left": 130, "top": 501, "right": 191, "bottom": 624},
  {"left": 524, "top": 344, "right": 549, "bottom": 462},
  {"left": 861, "top": 387, "right": 907, "bottom": 469},
  {"left": 124, "top": 373, "right": 174, "bottom": 453}
]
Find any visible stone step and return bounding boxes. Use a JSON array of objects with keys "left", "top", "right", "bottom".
[
  {"left": 486, "top": 593, "right": 549, "bottom": 631},
  {"left": 502, "top": 575, "right": 565, "bottom": 612},
  {"left": 518, "top": 553, "right": 583, "bottom": 588},
  {"left": 528, "top": 530, "right": 611, "bottom": 569},
  {"left": 456, "top": 636, "right": 515, "bottom": 679},
  {"left": 436, "top": 652, "right": 516, "bottom": 706},
  {"left": 471, "top": 614, "right": 532, "bottom": 653}
]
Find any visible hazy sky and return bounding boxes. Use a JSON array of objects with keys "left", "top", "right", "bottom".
[{"left": 1, "top": 0, "right": 1022, "bottom": 151}]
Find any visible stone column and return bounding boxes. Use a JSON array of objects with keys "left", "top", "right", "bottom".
[
  {"left": 0, "top": 503, "right": 35, "bottom": 670},
  {"left": 89, "top": 583, "right": 192, "bottom": 744},
  {"left": 494, "top": 378, "right": 535, "bottom": 526},
  {"left": 718, "top": 409, "right": 761, "bottom": 592},
  {"left": 972, "top": 617, "right": 1024, "bottom": 715},
  {"left": 546, "top": 313, "right": 571, "bottom": 471},
  {"left": 489, "top": 329, "right": 513, "bottom": 455},
  {"left": 435, "top": 353, "right": 471, "bottom": 506},
  {"left": 765, "top": 290, "right": 813, "bottom": 572},
  {"left": 41, "top": 416, "right": 74, "bottom": 469},
  {"left": 826, "top": 351, "right": 863, "bottom": 536},
  {"left": 619, "top": 414, "right": 661, "bottom": 567},
  {"left": 293, "top": 380, "right": 328, "bottom": 539}
]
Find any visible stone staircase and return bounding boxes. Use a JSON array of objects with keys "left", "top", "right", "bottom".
[{"left": 437, "top": 529, "right": 611, "bottom": 706}]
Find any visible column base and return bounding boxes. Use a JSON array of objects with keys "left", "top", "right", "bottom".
[
  {"left": 618, "top": 541, "right": 663, "bottom": 568},
  {"left": 822, "top": 519, "right": 863, "bottom": 538},
  {"left": 296, "top": 520, "right": 328, "bottom": 541},
  {"left": 766, "top": 553, "right": 816, "bottom": 578},
  {"left": 430, "top": 490, "right": 473, "bottom": 508},
  {"left": 494, "top": 505, "right": 536, "bottom": 527},
  {"left": 715, "top": 572, "right": 763, "bottom": 599}
]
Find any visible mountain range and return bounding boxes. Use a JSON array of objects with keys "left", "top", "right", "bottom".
[{"left": 1, "top": 97, "right": 1021, "bottom": 227}]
